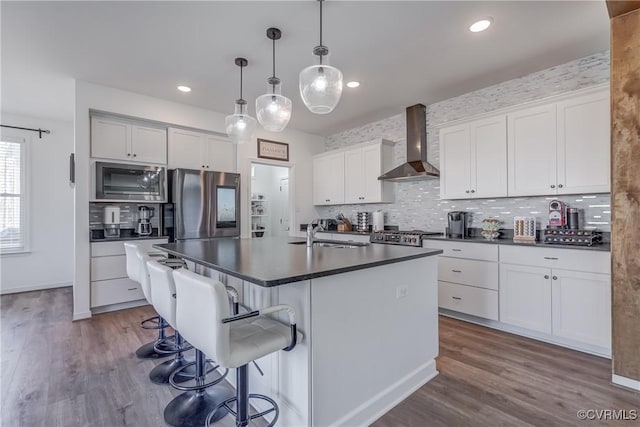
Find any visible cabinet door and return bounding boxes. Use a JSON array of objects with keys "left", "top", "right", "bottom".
[
  {"left": 168, "top": 128, "right": 205, "bottom": 169},
  {"left": 91, "top": 116, "right": 130, "bottom": 161},
  {"left": 471, "top": 116, "right": 507, "bottom": 198},
  {"left": 131, "top": 125, "right": 167, "bottom": 164},
  {"left": 556, "top": 90, "right": 610, "bottom": 194},
  {"left": 204, "top": 135, "right": 236, "bottom": 172},
  {"left": 344, "top": 149, "right": 364, "bottom": 203},
  {"left": 362, "top": 144, "right": 383, "bottom": 202},
  {"left": 499, "top": 264, "right": 552, "bottom": 333},
  {"left": 314, "top": 155, "right": 344, "bottom": 205},
  {"left": 507, "top": 105, "right": 557, "bottom": 196},
  {"left": 440, "top": 124, "right": 471, "bottom": 199},
  {"left": 552, "top": 270, "right": 611, "bottom": 350}
]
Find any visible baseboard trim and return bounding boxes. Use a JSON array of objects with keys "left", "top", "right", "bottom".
[
  {"left": 612, "top": 374, "right": 640, "bottom": 391},
  {"left": 1, "top": 281, "right": 71, "bottom": 295},
  {"left": 72, "top": 311, "right": 92, "bottom": 321},
  {"left": 91, "top": 299, "right": 149, "bottom": 315},
  {"left": 331, "top": 359, "right": 439, "bottom": 427}
]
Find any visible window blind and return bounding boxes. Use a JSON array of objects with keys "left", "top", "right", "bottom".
[{"left": 0, "top": 138, "right": 26, "bottom": 252}]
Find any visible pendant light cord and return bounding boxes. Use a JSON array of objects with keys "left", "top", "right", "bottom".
[
  {"left": 239, "top": 63, "right": 244, "bottom": 101},
  {"left": 272, "top": 37, "right": 276, "bottom": 92},
  {"left": 319, "top": 0, "right": 324, "bottom": 64}
]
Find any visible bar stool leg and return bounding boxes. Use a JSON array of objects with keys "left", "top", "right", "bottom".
[
  {"left": 149, "top": 331, "right": 196, "bottom": 384},
  {"left": 236, "top": 365, "right": 249, "bottom": 427},
  {"left": 163, "top": 350, "right": 232, "bottom": 427},
  {"left": 136, "top": 317, "right": 179, "bottom": 359}
]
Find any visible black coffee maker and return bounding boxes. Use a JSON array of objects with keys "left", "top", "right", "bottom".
[{"left": 447, "top": 211, "right": 469, "bottom": 238}]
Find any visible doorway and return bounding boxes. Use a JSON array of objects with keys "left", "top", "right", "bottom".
[{"left": 250, "top": 163, "right": 290, "bottom": 238}]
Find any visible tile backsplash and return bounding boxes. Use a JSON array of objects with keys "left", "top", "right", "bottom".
[
  {"left": 318, "top": 51, "right": 611, "bottom": 232},
  {"left": 89, "top": 203, "right": 161, "bottom": 230}
]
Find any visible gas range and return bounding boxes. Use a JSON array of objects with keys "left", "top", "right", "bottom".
[{"left": 370, "top": 230, "right": 442, "bottom": 247}]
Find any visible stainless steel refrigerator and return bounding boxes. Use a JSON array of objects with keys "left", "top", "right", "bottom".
[{"left": 167, "top": 169, "right": 241, "bottom": 240}]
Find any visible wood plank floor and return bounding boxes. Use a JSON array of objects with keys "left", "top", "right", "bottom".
[{"left": 1, "top": 288, "right": 638, "bottom": 426}]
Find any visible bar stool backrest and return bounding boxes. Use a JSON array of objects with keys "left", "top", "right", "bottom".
[
  {"left": 136, "top": 250, "right": 154, "bottom": 304},
  {"left": 124, "top": 242, "right": 141, "bottom": 283},
  {"left": 173, "top": 269, "right": 231, "bottom": 365},
  {"left": 147, "top": 259, "right": 177, "bottom": 329}
]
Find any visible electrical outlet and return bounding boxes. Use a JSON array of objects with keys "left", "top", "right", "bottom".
[{"left": 396, "top": 285, "right": 409, "bottom": 299}]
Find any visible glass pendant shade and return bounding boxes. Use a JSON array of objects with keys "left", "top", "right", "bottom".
[
  {"left": 256, "top": 82, "right": 292, "bottom": 132},
  {"left": 299, "top": 63, "right": 343, "bottom": 114},
  {"left": 225, "top": 101, "right": 257, "bottom": 144}
]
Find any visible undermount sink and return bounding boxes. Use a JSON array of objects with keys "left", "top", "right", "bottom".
[{"left": 288, "top": 240, "right": 370, "bottom": 249}]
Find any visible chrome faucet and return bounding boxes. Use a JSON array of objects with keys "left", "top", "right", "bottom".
[{"left": 306, "top": 221, "right": 324, "bottom": 247}]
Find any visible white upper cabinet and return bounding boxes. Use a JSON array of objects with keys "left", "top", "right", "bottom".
[
  {"left": 556, "top": 90, "right": 610, "bottom": 194},
  {"left": 91, "top": 115, "right": 167, "bottom": 164},
  {"left": 168, "top": 128, "right": 235, "bottom": 172},
  {"left": 508, "top": 87, "right": 610, "bottom": 197},
  {"left": 314, "top": 140, "right": 393, "bottom": 206},
  {"left": 440, "top": 115, "right": 507, "bottom": 199},
  {"left": 507, "top": 104, "right": 558, "bottom": 196},
  {"left": 313, "top": 152, "right": 345, "bottom": 205}
]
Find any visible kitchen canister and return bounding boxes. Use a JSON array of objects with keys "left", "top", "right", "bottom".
[
  {"left": 372, "top": 211, "right": 384, "bottom": 232},
  {"left": 356, "top": 212, "right": 370, "bottom": 232}
]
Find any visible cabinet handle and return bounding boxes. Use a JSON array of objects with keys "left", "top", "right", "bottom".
[
  {"left": 550, "top": 184, "right": 556, "bottom": 188},
  {"left": 202, "top": 165, "right": 205, "bottom": 168},
  {"left": 558, "top": 184, "right": 563, "bottom": 188},
  {"left": 465, "top": 190, "right": 470, "bottom": 194},
  {"left": 470, "top": 190, "right": 475, "bottom": 193},
  {"left": 451, "top": 270, "right": 462, "bottom": 273},
  {"left": 552, "top": 276, "right": 558, "bottom": 280},
  {"left": 452, "top": 296, "right": 462, "bottom": 300},
  {"left": 452, "top": 249, "right": 462, "bottom": 252},
  {"left": 127, "top": 287, "right": 137, "bottom": 291},
  {"left": 543, "top": 257, "right": 558, "bottom": 260},
  {"left": 133, "top": 153, "right": 137, "bottom": 157},
  {"left": 127, "top": 153, "right": 131, "bottom": 156},
  {"left": 207, "top": 165, "right": 210, "bottom": 168},
  {"left": 544, "top": 275, "right": 549, "bottom": 279}
]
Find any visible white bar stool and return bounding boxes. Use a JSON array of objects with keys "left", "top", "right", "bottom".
[{"left": 172, "top": 268, "right": 301, "bottom": 427}]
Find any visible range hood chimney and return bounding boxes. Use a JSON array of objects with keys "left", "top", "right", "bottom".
[{"left": 378, "top": 104, "right": 440, "bottom": 181}]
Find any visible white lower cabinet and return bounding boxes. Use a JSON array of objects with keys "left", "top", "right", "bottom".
[
  {"left": 90, "top": 238, "right": 168, "bottom": 309},
  {"left": 551, "top": 270, "right": 611, "bottom": 349},
  {"left": 499, "top": 264, "right": 552, "bottom": 334},
  {"left": 438, "top": 281, "right": 499, "bottom": 320}
]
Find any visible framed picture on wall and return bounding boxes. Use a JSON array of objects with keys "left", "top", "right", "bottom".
[{"left": 257, "top": 138, "right": 289, "bottom": 162}]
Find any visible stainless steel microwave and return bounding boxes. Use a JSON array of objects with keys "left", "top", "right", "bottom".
[{"left": 95, "top": 162, "right": 167, "bottom": 202}]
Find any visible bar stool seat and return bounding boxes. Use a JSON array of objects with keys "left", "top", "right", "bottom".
[{"left": 172, "top": 268, "right": 301, "bottom": 427}]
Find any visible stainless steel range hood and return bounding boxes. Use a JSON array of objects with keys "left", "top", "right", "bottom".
[{"left": 378, "top": 104, "right": 440, "bottom": 181}]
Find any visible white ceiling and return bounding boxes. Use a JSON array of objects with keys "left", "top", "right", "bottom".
[{"left": 1, "top": 1, "right": 610, "bottom": 136}]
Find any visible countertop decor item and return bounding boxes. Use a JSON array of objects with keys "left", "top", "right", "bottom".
[
  {"left": 513, "top": 216, "right": 537, "bottom": 242},
  {"left": 225, "top": 57, "right": 257, "bottom": 144},
  {"left": 256, "top": 27, "right": 292, "bottom": 132},
  {"left": 299, "top": 0, "right": 343, "bottom": 114},
  {"left": 481, "top": 218, "right": 501, "bottom": 240}
]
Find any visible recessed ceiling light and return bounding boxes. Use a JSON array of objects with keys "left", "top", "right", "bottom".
[
  {"left": 469, "top": 18, "right": 492, "bottom": 33},
  {"left": 346, "top": 81, "right": 360, "bottom": 88},
  {"left": 177, "top": 85, "right": 192, "bottom": 92}
]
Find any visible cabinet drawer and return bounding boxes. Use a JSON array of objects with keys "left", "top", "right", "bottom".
[
  {"left": 438, "top": 281, "right": 499, "bottom": 320},
  {"left": 438, "top": 257, "right": 499, "bottom": 290},
  {"left": 91, "top": 278, "right": 146, "bottom": 307},
  {"left": 423, "top": 240, "right": 498, "bottom": 261},
  {"left": 91, "top": 255, "right": 127, "bottom": 281},
  {"left": 499, "top": 245, "right": 610, "bottom": 274},
  {"left": 91, "top": 238, "right": 168, "bottom": 257}
]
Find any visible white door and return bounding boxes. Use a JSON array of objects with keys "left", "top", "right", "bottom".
[
  {"left": 440, "top": 124, "right": 471, "bottom": 199},
  {"left": 91, "top": 116, "right": 130, "bottom": 161},
  {"left": 499, "top": 264, "right": 552, "bottom": 334},
  {"left": 204, "top": 135, "right": 236, "bottom": 172},
  {"left": 556, "top": 90, "right": 610, "bottom": 194},
  {"left": 313, "top": 156, "right": 330, "bottom": 205},
  {"left": 471, "top": 115, "right": 507, "bottom": 198},
  {"left": 552, "top": 270, "right": 611, "bottom": 351},
  {"left": 344, "top": 148, "right": 364, "bottom": 203},
  {"left": 327, "top": 153, "right": 345, "bottom": 204},
  {"left": 168, "top": 128, "right": 205, "bottom": 169},
  {"left": 131, "top": 125, "right": 167, "bottom": 164},
  {"left": 507, "top": 105, "right": 557, "bottom": 196},
  {"left": 276, "top": 177, "right": 290, "bottom": 236}
]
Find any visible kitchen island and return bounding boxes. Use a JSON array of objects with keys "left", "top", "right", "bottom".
[{"left": 155, "top": 237, "right": 442, "bottom": 426}]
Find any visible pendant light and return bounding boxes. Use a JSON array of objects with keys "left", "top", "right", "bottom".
[
  {"left": 299, "top": 0, "right": 343, "bottom": 114},
  {"left": 256, "top": 28, "right": 292, "bottom": 132},
  {"left": 225, "top": 57, "right": 257, "bottom": 144}
]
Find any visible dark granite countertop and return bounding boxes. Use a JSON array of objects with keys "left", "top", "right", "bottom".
[
  {"left": 154, "top": 237, "right": 442, "bottom": 287},
  {"left": 421, "top": 234, "right": 611, "bottom": 252},
  {"left": 316, "top": 230, "right": 372, "bottom": 236}
]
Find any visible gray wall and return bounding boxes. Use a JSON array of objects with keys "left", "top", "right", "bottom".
[{"left": 317, "top": 51, "right": 611, "bottom": 232}]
